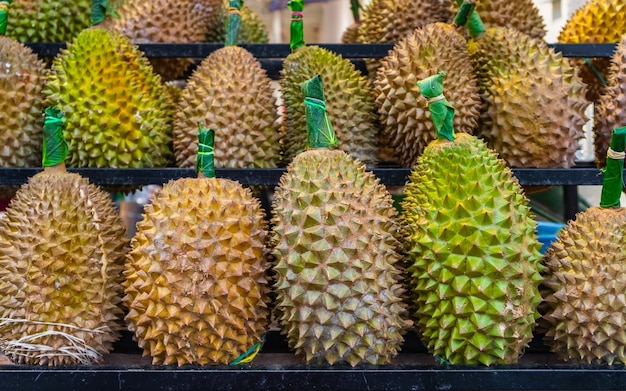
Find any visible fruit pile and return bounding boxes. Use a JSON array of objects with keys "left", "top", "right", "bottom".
[{"left": 0, "top": 0, "right": 626, "bottom": 368}]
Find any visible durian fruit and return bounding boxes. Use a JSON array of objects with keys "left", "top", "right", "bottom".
[
  {"left": 402, "top": 72, "right": 543, "bottom": 365},
  {"left": 271, "top": 75, "right": 408, "bottom": 366},
  {"left": 124, "top": 127, "right": 270, "bottom": 366},
  {"left": 0, "top": 108, "right": 129, "bottom": 365},
  {"left": 43, "top": 27, "right": 173, "bottom": 169},
  {"left": 0, "top": 3, "right": 48, "bottom": 198},
  {"left": 173, "top": 0, "right": 280, "bottom": 169},
  {"left": 558, "top": 0, "right": 626, "bottom": 103},
  {"left": 205, "top": 0, "right": 269, "bottom": 44},
  {"left": 340, "top": 0, "right": 362, "bottom": 43},
  {"left": 542, "top": 126, "right": 626, "bottom": 365},
  {"left": 107, "top": 0, "right": 222, "bottom": 81},
  {"left": 374, "top": 2, "right": 481, "bottom": 167},
  {"left": 594, "top": 34, "right": 626, "bottom": 167},
  {"left": 280, "top": 0, "right": 378, "bottom": 166},
  {"left": 459, "top": 2, "right": 588, "bottom": 168},
  {"left": 449, "top": 0, "right": 546, "bottom": 40}
]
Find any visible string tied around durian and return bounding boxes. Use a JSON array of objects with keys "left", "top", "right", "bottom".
[
  {"left": 91, "top": 0, "right": 120, "bottom": 26},
  {"left": 581, "top": 57, "right": 608, "bottom": 87},
  {"left": 454, "top": 0, "right": 485, "bottom": 38},
  {"left": 600, "top": 126, "right": 626, "bottom": 208},
  {"left": 42, "top": 107, "right": 69, "bottom": 168},
  {"left": 288, "top": 0, "right": 305, "bottom": 52},
  {"left": 196, "top": 125, "right": 216, "bottom": 179},
  {"left": 0, "top": 318, "right": 110, "bottom": 365},
  {"left": 225, "top": 0, "right": 243, "bottom": 47},
  {"left": 0, "top": 0, "right": 12, "bottom": 36},
  {"left": 230, "top": 334, "right": 265, "bottom": 365},
  {"left": 302, "top": 75, "right": 338, "bottom": 149},
  {"left": 417, "top": 71, "right": 456, "bottom": 142}
]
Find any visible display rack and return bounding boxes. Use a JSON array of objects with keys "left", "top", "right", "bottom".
[{"left": 0, "top": 42, "right": 622, "bottom": 391}]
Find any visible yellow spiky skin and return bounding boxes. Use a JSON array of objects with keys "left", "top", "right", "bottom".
[
  {"left": 402, "top": 133, "right": 543, "bottom": 365},
  {"left": 44, "top": 28, "right": 173, "bottom": 168},
  {"left": 341, "top": 23, "right": 360, "bottom": 43},
  {"left": 107, "top": 0, "right": 222, "bottom": 81},
  {"left": 271, "top": 148, "right": 408, "bottom": 366},
  {"left": 205, "top": 0, "right": 269, "bottom": 44},
  {"left": 594, "top": 35, "right": 626, "bottom": 168},
  {"left": 280, "top": 47, "right": 378, "bottom": 166},
  {"left": 374, "top": 23, "right": 481, "bottom": 167},
  {"left": 558, "top": 0, "right": 626, "bottom": 102},
  {"left": 6, "top": 0, "right": 91, "bottom": 43},
  {"left": 124, "top": 177, "right": 270, "bottom": 366},
  {"left": 542, "top": 207, "right": 626, "bottom": 365},
  {"left": 468, "top": 27, "right": 588, "bottom": 168},
  {"left": 173, "top": 46, "right": 280, "bottom": 169},
  {"left": 0, "top": 169, "right": 129, "bottom": 366}
]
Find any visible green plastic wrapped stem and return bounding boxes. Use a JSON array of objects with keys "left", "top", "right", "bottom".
[
  {"left": 0, "top": 0, "right": 11, "bottom": 36},
  {"left": 417, "top": 71, "right": 456, "bottom": 142},
  {"left": 600, "top": 126, "right": 626, "bottom": 208},
  {"left": 225, "top": 0, "right": 243, "bottom": 47},
  {"left": 42, "top": 107, "right": 69, "bottom": 168},
  {"left": 350, "top": 0, "right": 361, "bottom": 23},
  {"left": 197, "top": 126, "right": 216, "bottom": 179},
  {"left": 452, "top": 0, "right": 475, "bottom": 28},
  {"left": 288, "top": 0, "right": 305, "bottom": 52},
  {"left": 302, "top": 75, "right": 338, "bottom": 149},
  {"left": 454, "top": 0, "right": 485, "bottom": 37},
  {"left": 91, "top": 0, "right": 119, "bottom": 26}
]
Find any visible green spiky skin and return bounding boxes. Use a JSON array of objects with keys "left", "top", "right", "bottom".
[
  {"left": 468, "top": 27, "right": 588, "bottom": 168},
  {"left": 542, "top": 207, "right": 626, "bottom": 365},
  {"left": 279, "top": 46, "right": 378, "bottom": 166},
  {"left": 0, "top": 170, "right": 129, "bottom": 365},
  {"left": 402, "top": 133, "right": 543, "bottom": 365},
  {"left": 374, "top": 23, "right": 481, "bottom": 167},
  {"left": 44, "top": 28, "right": 173, "bottom": 168},
  {"left": 558, "top": 0, "right": 626, "bottom": 102},
  {"left": 271, "top": 148, "right": 407, "bottom": 366},
  {"left": 124, "top": 178, "right": 270, "bottom": 366},
  {"left": 173, "top": 46, "right": 280, "bottom": 169},
  {"left": 6, "top": 0, "right": 91, "bottom": 43},
  {"left": 594, "top": 36, "right": 626, "bottom": 168},
  {"left": 205, "top": 1, "right": 269, "bottom": 44}
]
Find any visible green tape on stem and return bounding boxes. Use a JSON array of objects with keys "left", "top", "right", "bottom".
[
  {"left": 417, "top": 71, "right": 456, "bottom": 142},
  {"left": 91, "top": 0, "right": 119, "bottom": 26},
  {"left": 42, "top": 107, "right": 68, "bottom": 167},
  {"left": 0, "top": 0, "right": 12, "bottom": 36},
  {"left": 197, "top": 126, "right": 216, "bottom": 179},
  {"left": 225, "top": 0, "right": 242, "bottom": 46},
  {"left": 288, "top": 0, "right": 305, "bottom": 52},
  {"left": 302, "top": 75, "right": 338, "bottom": 149},
  {"left": 600, "top": 126, "right": 626, "bottom": 208}
]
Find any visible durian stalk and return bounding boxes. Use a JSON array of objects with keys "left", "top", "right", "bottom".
[
  {"left": 302, "top": 75, "right": 338, "bottom": 149},
  {"left": 196, "top": 126, "right": 216, "bottom": 179},
  {"left": 288, "top": 0, "right": 305, "bottom": 52},
  {"left": 454, "top": 0, "right": 485, "bottom": 37},
  {"left": 452, "top": 0, "right": 476, "bottom": 29},
  {"left": 600, "top": 127, "right": 626, "bottom": 208},
  {"left": 416, "top": 71, "right": 455, "bottom": 141},
  {"left": 349, "top": 0, "right": 360, "bottom": 23},
  {"left": 91, "top": 0, "right": 119, "bottom": 26},
  {"left": 0, "top": 0, "right": 11, "bottom": 35},
  {"left": 42, "top": 107, "right": 68, "bottom": 173},
  {"left": 225, "top": 0, "right": 242, "bottom": 46}
]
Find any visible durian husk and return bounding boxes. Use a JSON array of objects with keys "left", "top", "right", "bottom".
[
  {"left": 43, "top": 28, "right": 173, "bottom": 169},
  {"left": 271, "top": 148, "right": 408, "bottom": 366},
  {"left": 107, "top": 0, "right": 223, "bottom": 81},
  {"left": 542, "top": 207, "right": 626, "bottom": 365},
  {"left": 205, "top": 0, "right": 269, "bottom": 44},
  {"left": 594, "top": 35, "right": 626, "bottom": 168},
  {"left": 402, "top": 133, "right": 544, "bottom": 365},
  {"left": 468, "top": 27, "right": 588, "bottom": 168},
  {"left": 174, "top": 46, "right": 280, "bottom": 169},
  {"left": 124, "top": 177, "right": 270, "bottom": 366},
  {"left": 0, "top": 169, "right": 129, "bottom": 365},
  {"left": 374, "top": 23, "right": 481, "bottom": 167},
  {"left": 341, "top": 22, "right": 360, "bottom": 43},
  {"left": 279, "top": 46, "right": 378, "bottom": 166},
  {"left": 558, "top": 0, "right": 626, "bottom": 102}
]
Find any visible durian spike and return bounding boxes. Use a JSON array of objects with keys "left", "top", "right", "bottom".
[
  {"left": 454, "top": 0, "right": 486, "bottom": 37},
  {"left": 196, "top": 126, "right": 216, "bottom": 179},
  {"left": 91, "top": 0, "right": 119, "bottom": 26},
  {"left": 0, "top": 0, "right": 12, "bottom": 35},
  {"left": 42, "top": 107, "right": 68, "bottom": 173},
  {"left": 600, "top": 126, "right": 626, "bottom": 208},
  {"left": 349, "top": 0, "right": 361, "bottom": 23},
  {"left": 288, "top": 0, "right": 305, "bottom": 52},
  {"left": 225, "top": 0, "right": 242, "bottom": 46},
  {"left": 302, "top": 75, "right": 338, "bottom": 149},
  {"left": 417, "top": 71, "right": 456, "bottom": 142}
]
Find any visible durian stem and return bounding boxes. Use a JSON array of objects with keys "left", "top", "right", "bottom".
[
  {"left": 417, "top": 72, "right": 456, "bottom": 142},
  {"left": 302, "top": 75, "right": 338, "bottom": 149},
  {"left": 42, "top": 107, "right": 69, "bottom": 170},
  {"left": 600, "top": 126, "right": 626, "bottom": 208},
  {"left": 196, "top": 126, "right": 216, "bottom": 179},
  {"left": 349, "top": 0, "right": 361, "bottom": 23},
  {"left": 452, "top": 0, "right": 475, "bottom": 28},
  {"left": 91, "top": 0, "right": 119, "bottom": 26},
  {"left": 0, "top": 0, "right": 11, "bottom": 36},
  {"left": 288, "top": 0, "right": 305, "bottom": 52},
  {"left": 225, "top": 0, "right": 243, "bottom": 47},
  {"left": 454, "top": 0, "right": 485, "bottom": 37}
]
